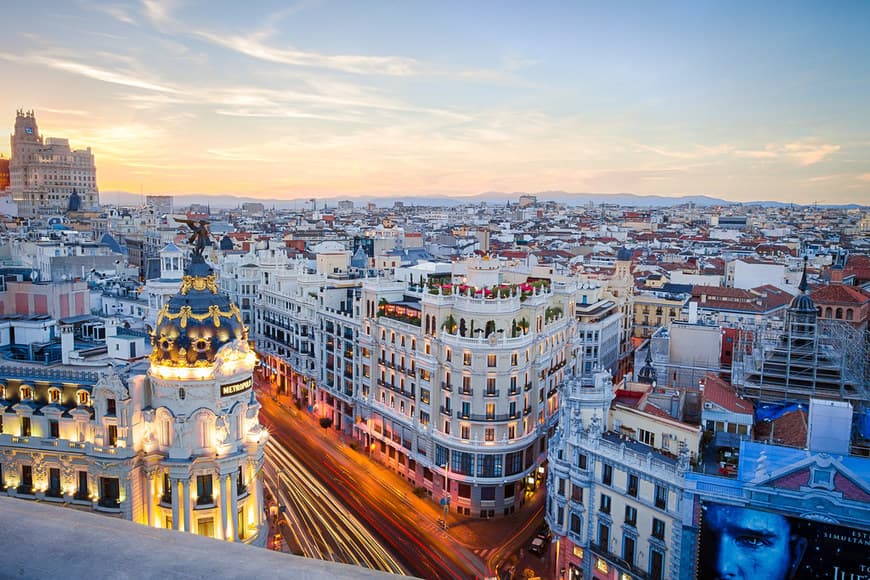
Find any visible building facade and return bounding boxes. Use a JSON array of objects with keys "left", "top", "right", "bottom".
[
  {"left": 0, "top": 247, "right": 267, "bottom": 545},
  {"left": 9, "top": 110, "right": 100, "bottom": 218}
]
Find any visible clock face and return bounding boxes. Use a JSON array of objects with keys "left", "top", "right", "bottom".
[{"left": 24, "top": 127, "right": 33, "bottom": 135}]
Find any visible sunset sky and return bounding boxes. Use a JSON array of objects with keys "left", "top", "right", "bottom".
[{"left": 1, "top": 1, "right": 868, "bottom": 204}]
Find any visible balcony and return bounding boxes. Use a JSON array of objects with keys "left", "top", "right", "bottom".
[
  {"left": 455, "top": 411, "right": 511, "bottom": 422},
  {"left": 459, "top": 388, "right": 474, "bottom": 397},
  {"left": 441, "top": 381, "right": 453, "bottom": 392},
  {"left": 483, "top": 389, "right": 499, "bottom": 398},
  {"left": 440, "top": 406, "right": 452, "bottom": 416}
]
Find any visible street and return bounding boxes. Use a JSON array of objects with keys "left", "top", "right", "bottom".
[{"left": 257, "top": 378, "right": 554, "bottom": 580}]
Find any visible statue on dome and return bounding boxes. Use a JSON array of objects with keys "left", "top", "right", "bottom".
[{"left": 175, "top": 217, "right": 212, "bottom": 258}]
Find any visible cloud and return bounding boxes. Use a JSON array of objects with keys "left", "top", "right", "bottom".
[
  {"left": 781, "top": 141, "right": 840, "bottom": 166},
  {"left": 27, "top": 54, "right": 179, "bottom": 93},
  {"left": 735, "top": 141, "right": 840, "bottom": 165},
  {"left": 194, "top": 30, "right": 419, "bottom": 76},
  {"left": 141, "top": 0, "right": 177, "bottom": 26}
]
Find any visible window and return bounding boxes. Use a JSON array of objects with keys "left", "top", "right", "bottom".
[
  {"left": 485, "top": 428, "right": 495, "bottom": 442},
  {"left": 49, "top": 420, "right": 59, "bottom": 438},
  {"left": 99, "top": 477, "right": 120, "bottom": 508},
  {"left": 650, "top": 549, "right": 665, "bottom": 580},
  {"left": 106, "top": 398, "right": 116, "bottom": 416},
  {"left": 77, "top": 391, "right": 90, "bottom": 406},
  {"left": 76, "top": 470, "right": 89, "bottom": 500},
  {"left": 627, "top": 474, "right": 638, "bottom": 497},
  {"left": 20, "top": 465, "right": 33, "bottom": 492},
  {"left": 558, "top": 477, "right": 566, "bottom": 495},
  {"left": 463, "top": 351, "right": 471, "bottom": 366},
  {"left": 47, "top": 468, "right": 61, "bottom": 497},
  {"left": 487, "top": 354, "right": 496, "bottom": 367},
  {"left": 486, "top": 377, "right": 496, "bottom": 395},
  {"left": 196, "top": 474, "right": 214, "bottom": 505},
  {"left": 48, "top": 388, "right": 61, "bottom": 404},
  {"left": 639, "top": 428, "right": 655, "bottom": 446},
  {"left": 107, "top": 424, "right": 118, "bottom": 447},
  {"left": 571, "top": 485, "right": 583, "bottom": 504},
  {"left": 624, "top": 505, "right": 637, "bottom": 527},
  {"left": 599, "top": 494, "right": 611, "bottom": 514},
  {"left": 655, "top": 484, "right": 668, "bottom": 509},
  {"left": 197, "top": 517, "right": 215, "bottom": 538},
  {"left": 652, "top": 517, "right": 665, "bottom": 540},
  {"left": 623, "top": 535, "right": 635, "bottom": 566},
  {"left": 462, "top": 376, "right": 471, "bottom": 393},
  {"left": 20, "top": 386, "right": 32, "bottom": 400},
  {"left": 461, "top": 425, "right": 470, "bottom": 440},
  {"left": 598, "top": 523, "right": 610, "bottom": 551},
  {"left": 21, "top": 416, "right": 31, "bottom": 437},
  {"left": 508, "top": 424, "right": 516, "bottom": 440},
  {"left": 162, "top": 473, "right": 172, "bottom": 503},
  {"left": 445, "top": 348, "right": 451, "bottom": 362},
  {"left": 570, "top": 513, "right": 582, "bottom": 535},
  {"left": 578, "top": 453, "right": 587, "bottom": 470},
  {"left": 511, "top": 352, "right": 518, "bottom": 366},
  {"left": 602, "top": 464, "right": 612, "bottom": 486}
]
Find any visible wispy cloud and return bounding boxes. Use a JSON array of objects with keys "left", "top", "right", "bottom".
[
  {"left": 195, "top": 30, "right": 419, "bottom": 76},
  {"left": 735, "top": 141, "right": 840, "bottom": 165},
  {"left": 23, "top": 53, "right": 179, "bottom": 93}
]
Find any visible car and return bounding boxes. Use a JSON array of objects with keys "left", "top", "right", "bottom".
[
  {"left": 535, "top": 523, "right": 552, "bottom": 542},
  {"left": 529, "top": 536, "right": 547, "bottom": 556}
]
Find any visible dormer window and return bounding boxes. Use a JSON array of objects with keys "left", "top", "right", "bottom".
[{"left": 809, "top": 467, "right": 835, "bottom": 490}]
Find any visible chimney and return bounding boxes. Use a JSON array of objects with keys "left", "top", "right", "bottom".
[{"left": 61, "top": 323, "right": 74, "bottom": 365}]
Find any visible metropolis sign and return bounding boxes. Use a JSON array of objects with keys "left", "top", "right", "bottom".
[
  {"left": 220, "top": 377, "right": 253, "bottom": 397},
  {"left": 697, "top": 502, "right": 870, "bottom": 580}
]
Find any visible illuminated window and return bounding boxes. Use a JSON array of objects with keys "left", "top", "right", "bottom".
[
  {"left": 511, "top": 352, "right": 518, "bottom": 366},
  {"left": 595, "top": 557, "right": 608, "bottom": 573},
  {"left": 48, "top": 388, "right": 61, "bottom": 404},
  {"left": 461, "top": 425, "right": 470, "bottom": 440},
  {"left": 487, "top": 354, "right": 496, "bottom": 367},
  {"left": 20, "top": 386, "right": 32, "bottom": 400},
  {"left": 445, "top": 348, "right": 451, "bottom": 362},
  {"left": 485, "top": 428, "right": 495, "bottom": 442},
  {"left": 76, "top": 390, "right": 90, "bottom": 406},
  {"left": 463, "top": 352, "right": 471, "bottom": 366}
]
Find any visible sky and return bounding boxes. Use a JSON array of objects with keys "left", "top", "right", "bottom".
[{"left": 1, "top": 1, "right": 869, "bottom": 204}]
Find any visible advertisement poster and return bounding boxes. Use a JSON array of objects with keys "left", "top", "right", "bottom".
[{"left": 698, "top": 502, "right": 870, "bottom": 580}]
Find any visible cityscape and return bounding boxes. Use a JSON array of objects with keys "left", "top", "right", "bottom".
[{"left": 1, "top": 3, "right": 869, "bottom": 580}]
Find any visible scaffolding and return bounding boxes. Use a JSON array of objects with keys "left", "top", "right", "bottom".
[{"left": 732, "top": 316, "right": 869, "bottom": 409}]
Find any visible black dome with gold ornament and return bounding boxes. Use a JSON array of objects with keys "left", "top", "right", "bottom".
[{"left": 150, "top": 253, "right": 247, "bottom": 368}]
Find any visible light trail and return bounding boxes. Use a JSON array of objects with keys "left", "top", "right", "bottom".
[{"left": 263, "top": 437, "right": 406, "bottom": 575}]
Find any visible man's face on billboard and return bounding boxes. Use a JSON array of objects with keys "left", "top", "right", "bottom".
[{"left": 702, "top": 504, "right": 807, "bottom": 580}]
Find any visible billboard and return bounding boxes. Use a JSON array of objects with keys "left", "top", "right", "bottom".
[{"left": 698, "top": 502, "right": 870, "bottom": 580}]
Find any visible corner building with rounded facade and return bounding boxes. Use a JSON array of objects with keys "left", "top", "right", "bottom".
[{"left": 358, "top": 257, "right": 575, "bottom": 516}]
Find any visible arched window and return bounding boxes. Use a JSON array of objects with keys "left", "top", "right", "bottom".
[
  {"left": 76, "top": 390, "right": 90, "bottom": 406},
  {"left": 48, "top": 388, "right": 61, "bottom": 404},
  {"left": 824, "top": 307, "right": 832, "bottom": 318},
  {"left": 20, "top": 385, "right": 32, "bottom": 400},
  {"left": 836, "top": 308, "right": 843, "bottom": 319},
  {"left": 846, "top": 309, "right": 854, "bottom": 321}
]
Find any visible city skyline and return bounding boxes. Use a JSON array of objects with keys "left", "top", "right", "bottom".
[{"left": 1, "top": 1, "right": 869, "bottom": 204}]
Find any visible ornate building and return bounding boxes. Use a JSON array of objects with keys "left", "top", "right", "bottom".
[
  {"left": 0, "top": 244, "right": 267, "bottom": 545},
  {"left": 8, "top": 110, "right": 100, "bottom": 218}
]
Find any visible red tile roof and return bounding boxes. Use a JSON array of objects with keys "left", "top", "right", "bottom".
[
  {"left": 754, "top": 409, "right": 808, "bottom": 448},
  {"left": 811, "top": 284, "right": 870, "bottom": 305},
  {"left": 702, "top": 374, "right": 754, "bottom": 415}
]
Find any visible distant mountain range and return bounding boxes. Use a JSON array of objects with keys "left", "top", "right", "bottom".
[{"left": 100, "top": 190, "right": 866, "bottom": 210}]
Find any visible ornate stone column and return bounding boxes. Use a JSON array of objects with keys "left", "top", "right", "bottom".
[
  {"left": 171, "top": 478, "right": 180, "bottom": 530},
  {"left": 220, "top": 474, "right": 229, "bottom": 541},
  {"left": 230, "top": 474, "right": 239, "bottom": 542},
  {"left": 182, "top": 479, "right": 192, "bottom": 533}
]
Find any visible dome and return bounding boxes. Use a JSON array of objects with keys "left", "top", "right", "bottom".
[
  {"left": 617, "top": 247, "right": 633, "bottom": 262},
  {"left": 789, "top": 256, "right": 815, "bottom": 313},
  {"left": 150, "top": 256, "right": 247, "bottom": 368},
  {"left": 219, "top": 235, "right": 234, "bottom": 251}
]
